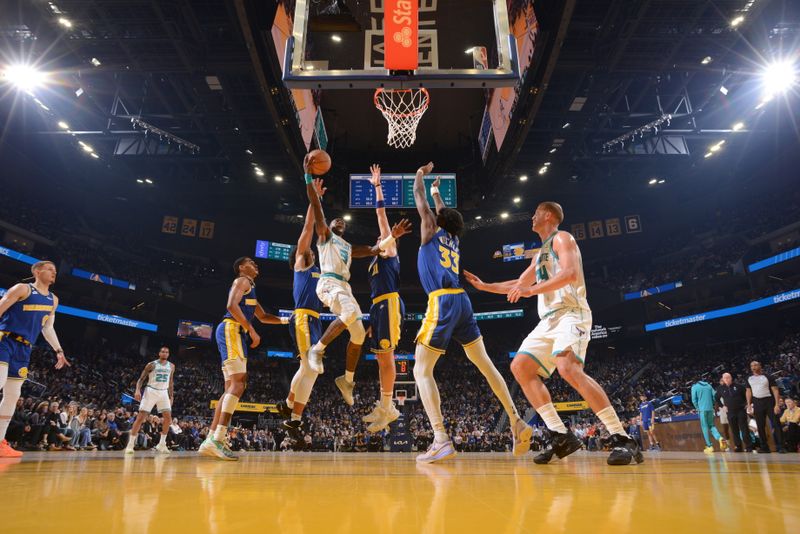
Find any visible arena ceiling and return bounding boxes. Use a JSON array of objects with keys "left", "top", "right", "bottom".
[{"left": 0, "top": 0, "right": 797, "bottom": 221}]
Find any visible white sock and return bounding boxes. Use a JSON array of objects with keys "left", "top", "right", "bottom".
[
  {"left": 286, "top": 398, "right": 294, "bottom": 409},
  {"left": 380, "top": 391, "right": 393, "bottom": 410},
  {"left": 214, "top": 425, "right": 227, "bottom": 442},
  {"left": 596, "top": 406, "right": 627, "bottom": 437},
  {"left": 434, "top": 431, "right": 450, "bottom": 444},
  {"left": 537, "top": 403, "right": 567, "bottom": 434},
  {"left": 127, "top": 433, "right": 137, "bottom": 448},
  {"left": 345, "top": 370, "right": 355, "bottom": 384},
  {"left": 159, "top": 434, "right": 167, "bottom": 445},
  {"left": 413, "top": 344, "right": 448, "bottom": 443},
  {"left": 291, "top": 413, "right": 301, "bottom": 422},
  {"left": 312, "top": 341, "right": 327, "bottom": 352}
]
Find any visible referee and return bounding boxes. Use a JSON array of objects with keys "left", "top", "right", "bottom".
[
  {"left": 745, "top": 361, "right": 785, "bottom": 453},
  {"left": 716, "top": 372, "right": 752, "bottom": 452}
]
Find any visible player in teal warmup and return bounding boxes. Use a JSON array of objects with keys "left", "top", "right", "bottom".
[{"left": 691, "top": 380, "right": 728, "bottom": 453}]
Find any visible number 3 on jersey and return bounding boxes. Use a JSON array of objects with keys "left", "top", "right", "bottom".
[{"left": 438, "top": 245, "right": 460, "bottom": 274}]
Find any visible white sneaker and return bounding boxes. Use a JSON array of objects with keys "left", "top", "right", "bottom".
[
  {"left": 208, "top": 438, "right": 238, "bottom": 461},
  {"left": 362, "top": 402, "right": 382, "bottom": 423},
  {"left": 512, "top": 418, "right": 533, "bottom": 457},
  {"left": 124, "top": 446, "right": 135, "bottom": 455},
  {"left": 335, "top": 375, "right": 355, "bottom": 406},
  {"left": 156, "top": 443, "right": 171, "bottom": 454},
  {"left": 308, "top": 347, "right": 325, "bottom": 374},
  {"left": 367, "top": 404, "right": 400, "bottom": 433},
  {"left": 416, "top": 440, "right": 456, "bottom": 464},
  {"left": 198, "top": 437, "right": 215, "bottom": 457}
]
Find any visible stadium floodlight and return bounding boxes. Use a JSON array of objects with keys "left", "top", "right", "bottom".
[
  {"left": 731, "top": 16, "right": 744, "bottom": 28},
  {"left": 475, "top": 215, "right": 482, "bottom": 220},
  {"left": 144, "top": 178, "right": 153, "bottom": 184},
  {"left": 549, "top": 148, "right": 557, "bottom": 153},
  {"left": 136, "top": 179, "right": 144, "bottom": 184},
  {"left": 513, "top": 197, "right": 521, "bottom": 204},
  {"left": 732, "top": 122, "right": 745, "bottom": 131},
  {"left": 2, "top": 64, "right": 48, "bottom": 91},
  {"left": 500, "top": 212, "right": 509, "bottom": 219},
  {"left": 649, "top": 178, "right": 658, "bottom": 185},
  {"left": 254, "top": 167, "right": 265, "bottom": 176},
  {"left": 274, "top": 175, "right": 284, "bottom": 182},
  {"left": 90, "top": 153, "right": 99, "bottom": 159},
  {"left": 58, "top": 17, "right": 73, "bottom": 28},
  {"left": 762, "top": 60, "right": 797, "bottom": 97},
  {"left": 538, "top": 166, "right": 547, "bottom": 175},
  {"left": 90, "top": 57, "right": 101, "bottom": 67},
  {"left": 704, "top": 152, "right": 713, "bottom": 158},
  {"left": 331, "top": 35, "right": 342, "bottom": 43},
  {"left": 81, "top": 144, "right": 94, "bottom": 153},
  {"left": 57, "top": 121, "right": 69, "bottom": 129},
  {"left": 519, "top": 175, "right": 528, "bottom": 182},
  {"left": 701, "top": 56, "right": 713, "bottom": 65},
  {"left": 343, "top": 214, "right": 352, "bottom": 221},
  {"left": 658, "top": 179, "right": 665, "bottom": 184}
]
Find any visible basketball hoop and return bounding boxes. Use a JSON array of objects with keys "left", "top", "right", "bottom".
[
  {"left": 374, "top": 88, "right": 430, "bottom": 149},
  {"left": 396, "top": 389, "right": 407, "bottom": 407}
]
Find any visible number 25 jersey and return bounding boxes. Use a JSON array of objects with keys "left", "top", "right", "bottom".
[{"left": 417, "top": 228, "right": 461, "bottom": 294}]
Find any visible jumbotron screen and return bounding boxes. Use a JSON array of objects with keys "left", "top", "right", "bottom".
[{"left": 349, "top": 174, "right": 456, "bottom": 208}]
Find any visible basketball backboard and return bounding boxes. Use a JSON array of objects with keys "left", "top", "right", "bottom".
[{"left": 282, "top": 0, "right": 520, "bottom": 89}]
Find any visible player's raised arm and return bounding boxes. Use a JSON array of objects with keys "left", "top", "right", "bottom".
[
  {"left": 430, "top": 176, "right": 446, "bottom": 214},
  {"left": 413, "top": 162, "right": 437, "bottom": 244},
  {"left": 295, "top": 185, "right": 320, "bottom": 270},
  {"left": 370, "top": 164, "right": 394, "bottom": 241},
  {"left": 507, "top": 231, "right": 580, "bottom": 303},
  {"left": 352, "top": 219, "right": 413, "bottom": 258},
  {"left": 227, "top": 277, "right": 261, "bottom": 348},
  {"left": 304, "top": 154, "right": 330, "bottom": 242}
]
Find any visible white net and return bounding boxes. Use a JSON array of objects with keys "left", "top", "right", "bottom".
[{"left": 374, "top": 88, "right": 430, "bottom": 149}]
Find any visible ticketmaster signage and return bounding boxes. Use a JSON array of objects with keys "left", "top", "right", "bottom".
[
  {"left": 0, "top": 288, "right": 158, "bottom": 332},
  {"left": 645, "top": 289, "right": 800, "bottom": 332}
]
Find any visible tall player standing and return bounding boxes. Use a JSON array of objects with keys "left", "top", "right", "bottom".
[
  {"left": 125, "top": 346, "right": 175, "bottom": 455},
  {"left": 464, "top": 202, "right": 643, "bottom": 465},
  {"left": 276, "top": 178, "right": 326, "bottom": 440},
  {"left": 303, "top": 153, "right": 412, "bottom": 407},
  {"left": 199, "top": 257, "right": 287, "bottom": 461},
  {"left": 0, "top": 261, "right": 70, "bottom": 458},
  {"left": 411, "top": 162, "right": 532, "bottom": 463},
  {"left": 362, "top": 164, "right": 405, "bottom": 433}
]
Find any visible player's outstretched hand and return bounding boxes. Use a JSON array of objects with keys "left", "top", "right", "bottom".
[
  {"left": 55, "top": 352, "right": 70, "bottom": 369},
  {"left": 432, "top": 175, "right": 441, "bottom": 188},
  {"left": 313, "top": 178, "right": 327, "bottom": 197},
  {"left": 418, "top": 162, "right": 434, "bottom": 175},
  {"left": 463, "top": 270, "right": 484, "bottom": 289},
  {"left": 391, "top": 219, "right": 413, "bottom": 239},
  {"left": 249, "top": 328, "right": 261, "bottom": 349},
  {"left": 369, "top": 164, "right": 381, "bottom": 187},
  {"left": 507, "top": 285, "right": 534, "bottom": 303}
]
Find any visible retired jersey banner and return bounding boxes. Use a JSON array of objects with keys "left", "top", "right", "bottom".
[{"left": 384, "top": 0, "right": 419, "bottom": 70}]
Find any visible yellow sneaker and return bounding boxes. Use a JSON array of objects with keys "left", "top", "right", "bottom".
[
  {"left": 719, "top": 438, "right": 728, "bottom": 451},
  {"left": 703, "top": 446, "right": 714, "bottom": 454}
]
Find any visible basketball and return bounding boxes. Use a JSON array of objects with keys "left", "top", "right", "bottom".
[{"left": 307, "top": 149, "right": 331, "bottom": 176}]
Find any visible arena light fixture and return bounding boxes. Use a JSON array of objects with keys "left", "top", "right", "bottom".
[
  {"left": 254, "top": 167, "right": 265, "bottom": 176},
  {"left": 538, "top": 166, "right": 547, "bottom": 175},
  {"left": 701, "top": 56, "right": 713, "bottom": 65},
  {"left": 544, "top": 162, "right": 551, "bottom": 166},
  {"left": 58, "top": 17, "right": 73, "bottom": 28},
  {"left": 761, "top": 60, "right": 798, "bottom": 97},
  {"left": 297, "top": 214, "right": 304, "bottom": 219},
  {"left": 274, "top": 175, "right": 284, "bottom": 182},
  {"left": 562, "top": 122, "right": 570, "bottom": 129},
  {"left": 500, "top": 212, "right": 509, "bottom": 219},
  {"left": 144, "top": 178, "right": 153, "bottom": 184},
  {"left": 90, "top": 153, "right": 99, "bottom": 159},
  {"left": 343, "top": 214, "right": 352, "bottom": 221},
  {"left": 704, "top": 152, "right": 713, "bottom": 158},
  {"left": 245, "top": 149, "right": 253, "bottom": 155},
  {"left": 731, "top": 16, "right": 744, "bottom": 28},
  {"left": 475, "top": 215, "right": 482, "bottom": 220},
  {"left": 732, "top": 122, "right": 745, "bottom": 131},
  {"left": 57, "top": 121, "right": 69, "bottom": 129},
  {"left": 513, "top": 197, "right": 521, "bottom": 204},
  {"left": 658, "top": 179, "right": 665, "bottom": 184},
  {"left": 90, "top": 57, "right": 101, "bottom": 67},
  {"left": 549, "top": 148, "right": 557, "bottom": 153},
  {"left": 719, "top": 85, "right": 729, "bottom": 95},
  {"left": 465, "top": 47, "right": 475, "bottom": 54},
  {"left": 2, "top": 64, "right": 48, "bottom": 91},
  {"left": 331, "top": 35, "right": 342, "bottom": 43},
  {"left": 709, "top": 140, "right": 725, "bottom": 152},
  {"left": 649, "top": 178, "right": 658, "bottom": 185},
  {"left": 81, "top": 144, "right": 94, "bottom": 153},
  {"left": 136, "top": 179, "right": 144, "bottom": 184},
  {"left": 519, "top": 175, "right": 528, "bottom": 182}
]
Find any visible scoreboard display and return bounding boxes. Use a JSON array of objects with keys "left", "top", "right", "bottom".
[
  {"left": 254, "top": 240, "right": 292, "bottom": 261},
  {"left": 349, "top": 174, "right": 457, "bottom": 209}
]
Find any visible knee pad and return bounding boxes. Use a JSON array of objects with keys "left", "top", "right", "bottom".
[
  {"left": 347, "top": 320, "right": 366, "bottom": 345},
  {"left": 220, "top": 393, "right": 240, "bottom": 415}
]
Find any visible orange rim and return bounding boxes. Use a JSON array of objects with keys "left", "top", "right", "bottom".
[{"left": 374, "top": 88, "right": 430, "bottom": 118}]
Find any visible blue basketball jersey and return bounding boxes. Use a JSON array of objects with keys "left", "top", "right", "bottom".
[
  {"left": 0, "top": 284, "right": 55, "bottom": 343},
  {"left": 222, "top": 278, "right": 257, "bottom": 324},
  {"left": 368, "top": 255, "right": 400, "bottom": 299},
  {"left": 417, "top": 228, "right": 461, "bottom": 294},
  {"left": 293, "top": 265, "right": 321, "bottom": 311}
]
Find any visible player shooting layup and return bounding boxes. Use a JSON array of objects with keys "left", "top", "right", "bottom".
[
  {"left": 411, "top": 162, "right": 532, "bottom": 463},
  {"left": 303, "top": 155, "right": 411, "bottom": 406},
  {"left": 465, "top": 202, "right": 643, "bottom": 465}
]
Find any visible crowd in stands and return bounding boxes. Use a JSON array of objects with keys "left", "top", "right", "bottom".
[{"left": 4, "top": 327, "right": 798, "bottom": 454}]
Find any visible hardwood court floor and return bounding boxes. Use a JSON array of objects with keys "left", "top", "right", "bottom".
[{"left": 1, "top": 451, "right": 798, "bottom": 533}]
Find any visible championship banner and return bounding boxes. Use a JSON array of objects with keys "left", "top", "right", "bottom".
[
  {"left": 209, "top": 400, "right": 278, "bottom": 413},
  {"left": 384, "top": 0, "right": 419, "bottom": 71},
  {"left": 553, "top": 401, "right": 589, "bottom": 412}
]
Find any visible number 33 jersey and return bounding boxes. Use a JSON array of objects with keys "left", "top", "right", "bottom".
[{"left": 417, "top": 228, "right": 461, "bottom": 294}]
